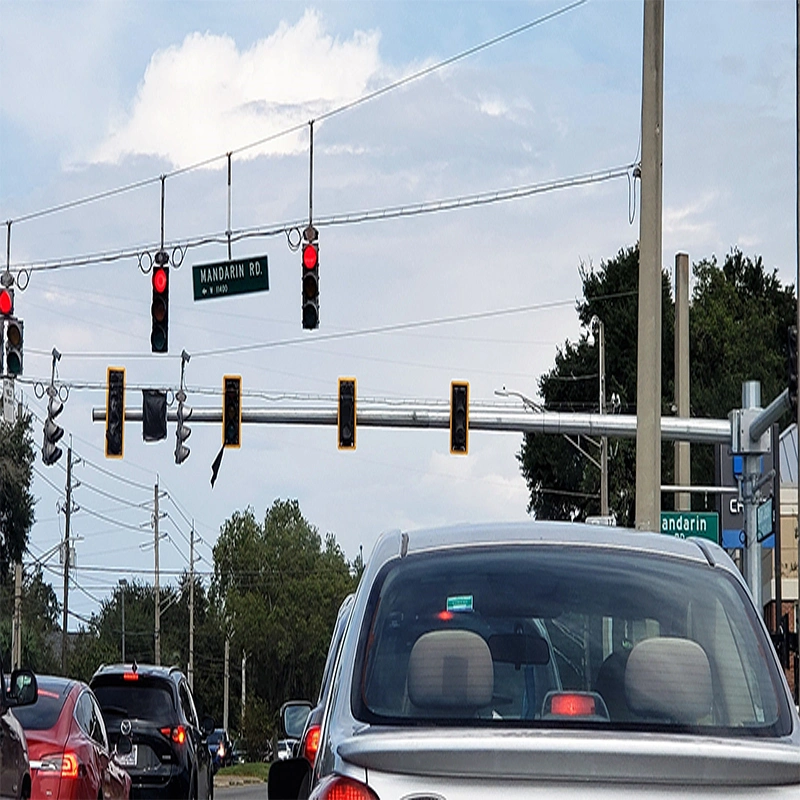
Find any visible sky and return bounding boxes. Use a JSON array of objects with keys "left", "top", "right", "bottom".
[{"left": 0, "top": 0, "right": 796, "bottom": 630}]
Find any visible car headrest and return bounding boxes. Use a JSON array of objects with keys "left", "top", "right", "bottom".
[
  {"left": 625, "top": 637, "right": 712, "bottom": 724},
  {"left": 407, "top": 629, "right": 494, "bottom": 710}
]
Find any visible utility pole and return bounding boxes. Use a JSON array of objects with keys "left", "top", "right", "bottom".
[
  {"left": 674, "top": 253, "right": 691, "bottom": 511},
  {"left": 188, "top": 522, "right": 195, "bottom": 691},
  {"left": 154, "top": 481, "right": 161, "bottom": 666},
  {"left": 61, "top": 446, "right": 73, "bottom": 673},
  {"left": 223, "top": 636, "right": 230, "bottom": 733},
  {"left": 12, "top": 563, "right": 22, "bottom": 669},
  {"left": 119, "top": 578, "right": 127, "bottom": 662},
  {"left": 635, "top": 0, "right": 665, "bottom": 531},
  {"left": 241, "top": 651, "right": 246, "bottom": 730},
  {"left": 594, "top": 317, "right": 609, "bottom": 516}
]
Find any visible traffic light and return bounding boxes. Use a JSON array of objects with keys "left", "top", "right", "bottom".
[
  {"left": 5, "top": 317, "right": 23, "bottom": 375},
  {"left": 789, "top": 326, "right": 798, "bottom": 415},
  {"left": 41, "top": 390, "right": 64, "bottom": 466},
  {"left": 223, "top": 375, "right": 241, "bottom": 448},
  {"left": 151, "top": 252, "right": 169, "bottom": 353},
  {"left": 175, "top": 388, "right": 191, "bottom": 464},
  {"left": 0, "top": 287, "right": 13, "bottom": 317},
  {"left": 338, "top": 378, "right": 356, "bottom": 450},
  {"left": 450, "top": 381, "right": 469, "bottom": 454},
  {"left": 105, "top": 367, "right": 125, "bottom": 458},
  {"left": 302, "top": 225, "right": 319, "bottom": 330}
]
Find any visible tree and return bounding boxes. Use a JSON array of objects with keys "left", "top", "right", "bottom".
[
  {"left": 211, "top": 500, "right": 357, "bottom": 752},
  {"left": 518, "top": 246, "right": 795, "bottom": 524},
  {"left": 0, "top": 413, "right": 36, "bottom": 579}
]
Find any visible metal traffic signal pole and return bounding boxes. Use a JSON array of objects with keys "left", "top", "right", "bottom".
[{"left": 93, "top": 401, "right": 731, "bottom": 444}]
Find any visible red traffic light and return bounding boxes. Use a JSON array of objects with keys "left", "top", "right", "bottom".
[
  {"left": 0, "top": 288, "right": 13, "bottom": 316},
  {"left": 153, "top": 267, "right": 168, "bottom": 294},
  {"left": 303, "top": 243, "right": 318, "bottom": 270}
]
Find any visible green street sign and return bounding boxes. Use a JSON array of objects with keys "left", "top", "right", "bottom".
[
  {"left": 660, "top": 511, "right": 719, "bottom": 544},
  {"left": 192, "top": 256, "right": 269, "bottom": 301}
]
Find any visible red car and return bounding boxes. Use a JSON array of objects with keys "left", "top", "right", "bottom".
[{"left": 12, "top": 675, "right": 130, "bottom": 800}]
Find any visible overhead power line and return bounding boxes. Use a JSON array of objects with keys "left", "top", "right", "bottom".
[{"left": 14, "top": 162, "right": 633, "bottom": 273}]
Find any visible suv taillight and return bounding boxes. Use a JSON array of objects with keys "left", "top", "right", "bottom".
[
  {"left": 309, "top": 774, "right": 379, "bottom": 800},
  {"left": 160, "top": 725, "right": 186, "bottom": 744},
  {"left": 302, "top": 724, "right": 321, "bottom": 766}
]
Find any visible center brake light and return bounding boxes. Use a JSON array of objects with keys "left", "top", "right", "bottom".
[
  {"left": 547, "top": 692, "right": 597, "bottom": 717},
  {"left": 160, "top": 725, "right": 186, "bottom": 744},
  {"left": 309, "top": 775, "right": 379, "bottom": 800},
  {"left": 123, "top": 672, "right": 139, "bottom": 681},
  {"left": 302, "top": 724, "right": 321, "bottom": 766}
]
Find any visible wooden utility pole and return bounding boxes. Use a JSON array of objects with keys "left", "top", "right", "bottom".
[
  {"left": 635, "top": 0, "right": 665, "bottom": 531},
  {"left": 61, "top": 446, "right": 73, "bottom": 672},
  {"left": 188, "top": 522, "right": 195, "bottom": 691},
  {"left": 154, "top": 482, "right": 161, "bottom": 666}
]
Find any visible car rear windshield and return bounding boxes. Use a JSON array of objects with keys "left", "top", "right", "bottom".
[
  {"left": 12, "top": 680, "right": 71, "bottom": 730},
  {"left": 92, "top": 679, "right": 176, "bottom": 726},
  {"left": 353, "top": 545, "right": 793, "bottom": 737}
]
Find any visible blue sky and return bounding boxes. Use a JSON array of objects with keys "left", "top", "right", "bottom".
[{"left": 0, "top": 0, "right": 796, "bottom": 627}]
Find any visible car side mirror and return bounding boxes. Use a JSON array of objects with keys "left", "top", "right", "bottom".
[
  {"left": 115, "top": 736, "right": 133, "bottom": 757},
  {"left": 6, "top": 670, "right": 37, "bottom": 707},
  {"left": 201, "top": 715, "right": 215, "bottom": 737},
  {"left": 280, "top": 701, "right": 312, "bottom": 740}
]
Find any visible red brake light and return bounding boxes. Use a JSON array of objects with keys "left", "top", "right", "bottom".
[
  {"left": 123, "top": 672, "right": 139, "bottom": 681},
  {"left": 302, "top": 724, "right": 321, "bottom": 766},
  {"left": 436, "top": 610, "right": 454, "bottom": 621},
  {"left": 61, "top": 752, "right": 79, "bottom": 779},
  {"left": 160, "top": 725, "right": 186, "bottom": 744},
  {"left": 310, "top": 774, "right": 379, "bottom": 800},
  {"left": 549, "top": 693, "right": 597, "bottom": 717}
]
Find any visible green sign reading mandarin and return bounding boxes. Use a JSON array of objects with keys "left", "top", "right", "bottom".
[
  {"left": 660, "top": 511, "right": 719, "bottom": 544},
  {"left": 192, "top": 256, "right": 269, "bottom": 301}
]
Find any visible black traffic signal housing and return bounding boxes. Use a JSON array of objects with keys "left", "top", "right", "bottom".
[
  {"left": 450, "top": 381, "right": 469, "bottom": 454},
  {"left": 223, "top": 375, "right": 241, "bottom": 448},
  {"left": 42, "top": 390, "right": 64, "bottom": 466},
  {"left": 302, "top": 225, "right": 319, "bottom": 330},
  {"left": 789, "top": 326, "right": 798, "bottom": 416},
  {"left": 4, "top": 317, "right": 23, "bottom": 376},
  {"left": 338, "top": 378, "right": 356, "bottom": 450},
  {"left": 151, "top": 251, "right": 169, "bottom": 353},
  {"left": 105, "top": 367, "right": 125, "bottom": 458},
  {"left": 175, "top": 389, "right": 191, "bottom": 464}
]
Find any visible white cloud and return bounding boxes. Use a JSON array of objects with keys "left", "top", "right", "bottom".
[{"left": 91, "top": 10, "right": 382, "bottom": 169}]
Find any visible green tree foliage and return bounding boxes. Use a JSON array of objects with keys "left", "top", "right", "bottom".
[
  {"left": 211, "top": 500, "right": 357, "bottom": 752},
  {"left": 0, "top": 413, "right": 36, "bottom": 579},
  {"left": 0, "top": 565, "right": 60, "bottom": 672},
  {"left": 518, "top": 246, "right": 795, "bottom": 525}
]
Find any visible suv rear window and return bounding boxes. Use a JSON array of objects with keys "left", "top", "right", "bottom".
[
  {"left": 92, "top": 679, "right": 176, "bottom": 726},
  {"left": 353, "top": 545, "right": 792, "bottom": 738}
]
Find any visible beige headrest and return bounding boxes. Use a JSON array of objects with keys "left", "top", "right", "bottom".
[{"left": 408, "top": 629, "right": 493, "bottom": 710}]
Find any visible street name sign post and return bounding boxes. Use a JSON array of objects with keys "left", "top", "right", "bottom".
[
  {"left": 660, "top": 511, "right": 719, "bottom": 544},
  {"left": 192, "top": 256, "right": 269, "bottom": 301}
]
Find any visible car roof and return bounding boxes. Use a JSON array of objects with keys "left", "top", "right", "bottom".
[{"left": 364, "top": 521, "right": 733, "bottom": 583}]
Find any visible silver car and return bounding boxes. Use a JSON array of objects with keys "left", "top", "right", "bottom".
[{"left": 276, "top": 522, "right": 800, "bottom": 799}]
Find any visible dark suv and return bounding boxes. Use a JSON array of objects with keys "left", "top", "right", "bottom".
[{"left": 90, "top": 663, "right": 214, "bottom": 799}]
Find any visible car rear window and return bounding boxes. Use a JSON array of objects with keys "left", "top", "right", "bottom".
[
  {"left": 12, "top": 681, "right": 71, "bottom": 730},
  {"left": 353, "top": 545, "right": 793, "bottom": 737},
  {"left": 92, "top": 679, "right": 176, "bottom": 726}
]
